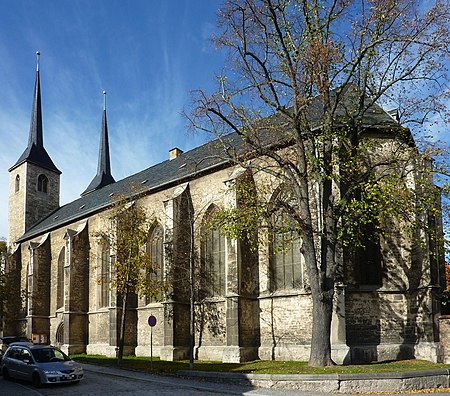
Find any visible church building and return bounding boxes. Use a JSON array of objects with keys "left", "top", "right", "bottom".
[{"left": 4, "top": 55, "right": 445, "bottom": 364}]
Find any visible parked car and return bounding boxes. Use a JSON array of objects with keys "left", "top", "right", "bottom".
[
  {"left": 2, "top": 343, "right": 83, "bottom": 387},
  {"left": 0, "top": 336, "right": 31, "bottom": 365}
]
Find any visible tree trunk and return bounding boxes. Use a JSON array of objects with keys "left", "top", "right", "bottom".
[
  {"left": 117, "top": 289, "right": 128, "bottom": 366},
  {"left": 309, "top": 292, "right": 334, "bottom": 366},
  {"left": 308, "top": 124, "right": 337, "bottom": 367},
  {"left": 298, "top": 126, "right": 337, "bottom": 367},
  {"left": 189, "top": 212, "right": 195, "bottom": 370},
  {"left": 293, "top": 135, "right": 336, "bottom": 367}
]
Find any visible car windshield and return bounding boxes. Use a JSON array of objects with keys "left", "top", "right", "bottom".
[{"left": 31, "top": 347, "right": 70, "bottom": 363}]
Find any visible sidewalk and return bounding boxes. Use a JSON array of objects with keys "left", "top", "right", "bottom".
[
  {"left": 80, "top": 362, "right": 450, "bottom": 395},
  {"left": 80, "top": 362, "right": 316, "bottom": 395}
]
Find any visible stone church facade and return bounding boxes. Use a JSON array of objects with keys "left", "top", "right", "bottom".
[{"left": 4, "top": 59, "right": 446, "bottom": 364}]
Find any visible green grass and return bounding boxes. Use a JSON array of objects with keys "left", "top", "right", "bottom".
[{"left": 70, "top": 354, "right": 450, "bottom": 375}]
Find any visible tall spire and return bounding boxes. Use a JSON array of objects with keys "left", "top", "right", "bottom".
[
  {"left": 81, "top": 91, "right": 115, "bottom": 196},
  {"left": 28, "top": 51, "right": 43, "bottom": 148},
  {"left": 9, "top": 51, "right": 60, "bottom": 174}
]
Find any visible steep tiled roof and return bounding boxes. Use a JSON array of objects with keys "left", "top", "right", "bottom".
[
  {"left": 17, "top": 136, "right": 236, "bottom": 242},
  {"left": 16, "top": 89, "right": 403, "bottom": 243}
]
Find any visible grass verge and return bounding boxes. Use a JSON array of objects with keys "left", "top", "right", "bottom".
[{"left": 70, "top": 355, "right": 450, "bottom": 375}]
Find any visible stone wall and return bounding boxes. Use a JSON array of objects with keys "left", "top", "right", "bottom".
[
  {"left": 345, "top": 288, "right": 438, "bottom": 363},
  {"left": 259, "top": 293, "right": 313, "bottom": 361},
  {"left": 438, "top": 316, "right": 450, "bottom": 363},
  {"left": 8, "top": 162, "right": 60, "bottom": 247},
  {"left": 5, "top": 155, "right": 442, "bottom": 364},
  {"left": 135, "top": 304, "right": 164, "bottom": 356}
]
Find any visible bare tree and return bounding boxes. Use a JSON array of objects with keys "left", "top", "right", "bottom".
[{"left": 188, "top": 0, "right": 450, "bottom": 366}]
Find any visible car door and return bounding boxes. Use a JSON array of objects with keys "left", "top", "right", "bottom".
[
  {"left": 5, "top": 347, "right": 21, "bottom": 379},
  {"left": 18, "top": 348, "right": 35, "bottom": 382},
  {"left": 13, "top": 347, "right": 29, "bottom": 381}
]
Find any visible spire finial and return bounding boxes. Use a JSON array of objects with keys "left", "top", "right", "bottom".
[
  {"left": 36, "top": 51, "right": 40, "bottom": 72},
  {"left": 103, "top": 90, "right": 107, "bottom": 111}
]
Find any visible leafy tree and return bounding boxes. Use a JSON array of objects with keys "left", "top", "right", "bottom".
[
  {"left": 96, "top": 198, "right": 163, "bottom": 365},
  {"left": 188, "top": 0, "right": 450, "bottom": 366},
  {"left": 0, "top": 240, "right": 25, "bottom": 336}
]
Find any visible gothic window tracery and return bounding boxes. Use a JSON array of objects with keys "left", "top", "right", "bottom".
[
  {"left": 99, "top": 246, "right": 110, "bottom": 308},
  {"left": 145, "top": 223, "right": 164, "bottom": 303},
  {"left": 57, "top": 247, "right": 65, "bottom": 309},
  {"left": 269, "top": 187, "right": 303, "bottom": 291},
  {"left": 201, "top": 204, "right": 226, "bottom": 297}
]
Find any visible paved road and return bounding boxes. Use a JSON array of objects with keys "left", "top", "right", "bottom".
[
  {"left": 0, "top": 369, "right": 314, "bottom": 396},
  {"left": 2, "top": 364, "right": 450, "bottom": 396}
]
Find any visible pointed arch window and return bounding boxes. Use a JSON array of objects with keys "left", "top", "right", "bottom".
[
  {"left": 353, "top": 222, "right": 382, "bottom": 286},
  {"left": 55, "top": 322, "right": 64, "bottom": 346},
  {"left": 99, "top": 246, "right": 110, "bottom": 308},
  {"left": 37, "top": 174, "right": 48, "bottom": 193},
  {"left": 345, "top": 183, "right": 382, "bottom": 286},
  {"left": 201, "top": 205, "right": 226, "bottom": 297},
  {"left": 57, "top": 247, "right": 65, "bottom": 309},
  {"left": 145, "top": 224, "right": 164, "bottom": 303},
  {"left": 15, "top": 175, "right": 20, "bottom": 192},
  {"left": 269, "top": 188, "right": 303, "bottom": 291},
  {"left": 26, "top": 262, "right": 32, "bottom": 316}
]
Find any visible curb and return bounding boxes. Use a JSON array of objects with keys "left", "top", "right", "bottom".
[
  {"left": 79, "top": 362, "right": 450, "bottom": 393},
  {"left": 176, "top": 369, "right": 450, "bottom": 393}
]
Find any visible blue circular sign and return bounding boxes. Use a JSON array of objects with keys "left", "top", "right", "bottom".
[{"left": 148, "top": 315, "right": 157, "bottom": 327}]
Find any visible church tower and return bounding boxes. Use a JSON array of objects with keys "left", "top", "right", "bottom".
[
  {"left": 81, "top": 91, "right": 115, "bottom": 196},
  {"left": 8, "top": 52, "right": 61, "bottom": 246}
]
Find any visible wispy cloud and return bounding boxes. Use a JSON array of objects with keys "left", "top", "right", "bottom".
[{"left": 0, "top": 0, "right": 225, "bottom": 238}]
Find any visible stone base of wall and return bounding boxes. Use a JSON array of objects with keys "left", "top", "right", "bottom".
[
  {"left": 347, "top": 342, "right": 440, "bottom": 364},
  {"left": 331, "top": 344, "right": 350, "bottom": 365},
  {"left": 135, "top": 345, "right": 259, "bottom": 363},
  {"left": 415, "top": 342, "right": 442, "bottom": 363},
  {"left": 256, "top": 342, "right": 439, "bottom": 364},
  {"left": 60, "top": 343, "right": 86, "bottom": 355},
  {"left": 135, "top": 345, "right": 162, "bottom": 357},
  {"left": 258, "top": 344, "right": 350, "bottom": 364},
  {"left": 160, "top": 346, "right": 189, "bottom": 361},
  {"left": 195, "top": 346, "right": 224, "bottom": 361},
  {"left": 439, "top": 316, "right": 450, "bottom": 363},
  {"left": 86, "top": 344, "right": 135, "bottom": 357},
  {"left": 259, "top": 345, "right": 310, "bottom": 361},
  {"left": 222, "top": 346, "right": 259, "bottom": 363}
]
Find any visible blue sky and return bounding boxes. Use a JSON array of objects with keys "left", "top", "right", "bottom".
[
  {"left": 0, "top": 0, "right": 225, "bottom": 238},
  {"left": 1, "top": 1, "right": 449, "bottom": 241}
]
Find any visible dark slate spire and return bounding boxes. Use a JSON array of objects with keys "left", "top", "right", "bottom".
[
  {"left": 9, "top": 51, "right": 61, "bottom": 174},
  {"left": 81, "top": 91, "right": 115, "bottom": 196}
]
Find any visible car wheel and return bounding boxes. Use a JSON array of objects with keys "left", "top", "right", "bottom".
[
  {"left": 2, "top": 367, "right": 11, "bottom": 381},
  {"left": 32, "top": 373, "right": 42, "bottom": 388}
]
